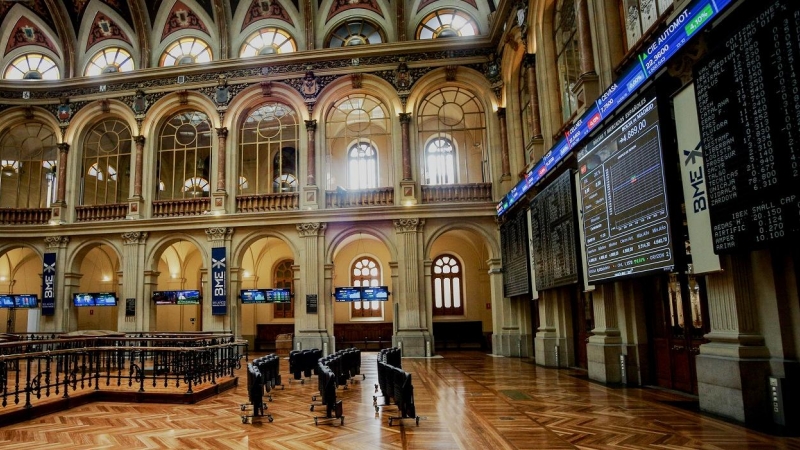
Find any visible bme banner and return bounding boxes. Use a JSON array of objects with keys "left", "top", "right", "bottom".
[
  {"left": 211, "top": 246, "right": 227, "bottom": 315},
  {"left": 41, "top": 253, "right": 56, "bottom": 316}
]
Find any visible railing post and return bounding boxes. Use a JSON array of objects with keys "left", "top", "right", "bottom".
[
  {"left": 138, "top": 349, "right": 145, "bottom": 393},
  {"left": 24, "top": 355, "right": 32, "bottom": 409}
]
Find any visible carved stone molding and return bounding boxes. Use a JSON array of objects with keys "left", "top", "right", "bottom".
[
  {"left": 44, "top": 236, "right": 70, "bottom": 249},
  {"left": 297, "top": 222, "right": 326, "bottom": 237},
  {"left": 394, "top": 218, "right": 424, "bottom": 233},
  {"left": 122, "top": 232, "right": 148, "bottom": 245},
  {"left": 205, "top": 227, "right": 233, "bottom": 242}
]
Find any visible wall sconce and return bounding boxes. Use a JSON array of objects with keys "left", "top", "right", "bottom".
[{"left": 102, "top": 275, "right": 110, "bottom": 282}]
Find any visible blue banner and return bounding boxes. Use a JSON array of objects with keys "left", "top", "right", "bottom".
[
  {"left": 497, "top": 0, "right": 735, "bottom": 216},
  {"left": 211, "top": 247, "right": 227, "bottom": 315},
  {"left": 41, "top": 253, "right": 56, "bottom": 316}
]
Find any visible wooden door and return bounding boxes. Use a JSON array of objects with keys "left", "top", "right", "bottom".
[
  {"left": 571, "top": 289, "right": 593, "bottom": 369},
  {"left": 648, "top": 273, "right": 708, "bottom": 394}
]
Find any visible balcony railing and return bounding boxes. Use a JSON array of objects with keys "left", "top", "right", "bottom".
[
  {"left": 0, "top": 334, "right": 245, "bottom": 412},
  {"left": 75, "top": 203, "right": 128, "bottom": 222},
  {"left": 152, "top": 198, "right": 211, "bottom": 218},
  {"left": 236, "top": 193, "right": 299, "bottom": 213},
  {"left": 325, "top": 187, "right": 394, "bottom": 208},
  {"left": 421, "top": 183, "right": 492, "bottom": 203},
  {"left": 0, "top": 208, "right": 50, "bottom": 225}
]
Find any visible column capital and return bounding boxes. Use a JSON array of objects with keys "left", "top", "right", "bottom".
[
  {"left": 399, "top": 112, "right": 412, "bottom": 124},
  {"left": 305, "top": 119, "right": 318, "bottom": 131},
  {"left": 297, "top": 222, "right": 326, "bottom": 237},
  {"left": 57, "top": 142, "right": 70, "bottom": 153},
  {"left": 205, "top": 227, "right": 233, "bottom": 242},
  {"left": 496, "top": 107, "right": 506, "bottom": 119},
  {"left": 122, "top": 231, "right": 148, "bottom": 245},
  {"left": 393, "top": 218, "right": 424, "bottom": 233},
  {"left": 134, "top": 135, "right": 145, "bottom": 145},
  {"left": 523, "top": 53, "right": 536, "bottom": 67},
  {"left": 215, "top": 127, "right": 228, "bottom": 139},
  {"left": 45, "top": 236, "right": 70, "bottom": 249}
]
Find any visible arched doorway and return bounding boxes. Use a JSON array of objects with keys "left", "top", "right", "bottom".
[
  {"left": 0, "top": 247, "right": 42, "bottom": 333},
  {"left": 153, "top": 240, "right": 204, "bottom": 332},
  {"left": 73, "top": 244, "right": 120, "bottom": 331}
]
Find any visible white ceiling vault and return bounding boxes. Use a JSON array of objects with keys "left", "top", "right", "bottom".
[{"left": 0, "top": 0, "right": 501, "bottom": 77}]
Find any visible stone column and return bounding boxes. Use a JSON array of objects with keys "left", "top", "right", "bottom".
[
  {"left": 49, "top": 144, "right": 69, "bottom": 224},
  {"left": 143, "top": 270, "right": 160, "bottom": 331},
  {"left": 211, "top": 128, "right": 228, "bottom": 213},
  {"left": 39, "top": 236, "right": 70, "bottom": 333},
  {"left": 587, "top": 283, "right": 623, "bottom": 383},
  {"left": 121, "top": 232, "right": 148, "bottom": 332},
  {"left": 303, "top": 120, "right": 319, "bottom": 209},
  {"left": 323, "top": 263, "right": 335, "bottom": 354},
  {"left": 572, "top": 0, "right": 600, "bottom": 109},
  {"left": 399, "top": 113, "right": 417, "bottom": 205},
  {"left": 128, "top": 136, "right": 145, "bottom": 219},
  {"left": 295, "top": 223, "right": 331, "bottom": 351},
  {"left": 696, "top": 254, "right": 770, "bottom": 424},
  {"left": 392, "top": 219, "right": 429, "bottom": 356},
  {"left": 535, "top": 290, "right": 560, "bottom": 366},
  {"left": 488, "top": 258, "right": 513, "bottom": 355},
  {"left": 525, "top": 55, "right": 543, "bottom": 140},
  {"left": 497, "top": 108, "right": 511, "bottom": 180},
  {"left": 204, "top": 227, "right": 233, "bottom": 332}
]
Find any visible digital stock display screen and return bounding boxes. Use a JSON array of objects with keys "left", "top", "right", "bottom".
[{"left": 577, "top": 93, "right": 674, "bottom": 283}]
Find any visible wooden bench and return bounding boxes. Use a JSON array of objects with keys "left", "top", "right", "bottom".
[
  {"left": 255, "top": 324, "right": 295, "bottom": 351},
  {"left": 433, "top": 321, "right": 487, "bottom": 350},
  {"left": 334, "top": 323, "right": 393, "bottom": 351}
]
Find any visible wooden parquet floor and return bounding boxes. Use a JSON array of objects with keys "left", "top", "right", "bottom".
[{"left": 0, "top": 351, "right": 797, "bottom": 450}]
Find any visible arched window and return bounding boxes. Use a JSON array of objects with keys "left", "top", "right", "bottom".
[
  {"left": 417, "top": 87, "right": 487, "bottom": 185},
  {"left": 0, "top": 123, "right": 58, "bottom": 208},
  {"left": 157, "top": 111, "right": 212, "bottom": 200},
  {"left": 326, "top": 19, "right": 384, "bottom": 47},
  {"left": 348, "top": 142, "right": 377, "bottom": 189},
  {"left": 416, "top": 9, "right": 478, "bottom": 39},
  {"left": 554, "top": 0, "right": 580, "bottom": 123},
  {"left": 621, "top": 0, "right": 673, "bottom": 51},
  {"left": 351, "top": 257, "right": 381, "bottom": 318},
  {"left": 85, "top": 48, "right": 134, "bottom": 76},
  {"left": 325, "top": 94, "right": 391, "bottom": 191},
  {"left": 424, "top": 137, "right": 456, "bottom": 185},
  {"left": 3, "top": 53, "right": 60, "bottom": 80},
  {"left": 159, "top": 37, "right": 212, "bottom": 66},
  {"left": 432, "top": 254, "right": 464, "bottom": 316},
  {"left": 240, "top": 28, "right": 296, "bottom": 57},
  {"left": 81, "top": 119, "right": 132, "bottom": 205},
  {"left": 273, "top": 259, "right": 294, "bottom": 319},
  {"left": 239, "top": 102, "right": 299, "bottom": 195}
]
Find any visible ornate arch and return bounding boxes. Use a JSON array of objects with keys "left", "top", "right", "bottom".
[
  {"left": 423, "top": 220, "right": 500, "bottom": 261},
  {"left": 66, "top": 238, "right": 123, "bottom": 275},
  {"left": 325, "top": 225, "right": 398, "bottom": 265}
]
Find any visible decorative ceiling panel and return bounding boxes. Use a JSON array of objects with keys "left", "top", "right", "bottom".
[{"left": 242, "top": 0, "right": 294, "bottom": 31}]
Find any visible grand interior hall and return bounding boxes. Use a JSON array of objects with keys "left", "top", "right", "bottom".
[{"left": 0, "top": 0, "right": 797, "bottom": 447}]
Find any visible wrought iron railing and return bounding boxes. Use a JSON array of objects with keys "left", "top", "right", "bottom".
[{"left": 0, "top": 335, "right": 246, "bottom": 410}]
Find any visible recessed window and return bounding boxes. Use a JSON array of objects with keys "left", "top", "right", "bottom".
[
  {"left": 3, "top": 54, "right": 60, "bottom": 80},
  {"left": 85, "top": 48, "right": 134, "bottom": 76},
  {"left": 416, "top": 9, "right": 478, "bottom": 40},
  {"left": 351, "top": 257, "right": 381, "bottom": 318},
  {"left": 432, "top": 254, "right": 464, "bottom": 316},
  {"left": 348, "top": 142, "right": 378, "bottom": 189},
  {"left": 240, "top": 28, "right": 296, "bottom": 57},
  {"left": 82, "top": 119, "right": 131, "bottom": 206},
  {"left": 157, "top": 111, "right": 212, "bottom": 200},
  {"left": 159, "top": 37, "right": 212, "bottom": 67},
  {"left": 0, "top": 123, "right": 59, "bottom": 208},
  {"left": 239, "top": 102, "right": 299, "bottom": 195},
  {"left": 424, "top": 137, "right": 456, "bottom": 185},
  {"left": 327, "top": 19, "right": 384, "bottom": 47},
  {"left": 273, "top": 259, "right": 294, "bottom": 318}
]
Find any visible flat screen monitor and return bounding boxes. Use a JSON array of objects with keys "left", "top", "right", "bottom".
[
  {"left": 0, "top": 295, "right": 15, "bottom": 308},
  {"left": 14, "top": 295, "right": 38, "bottom": 308},
  {"left": 334, "top": 287, "right": 361, "bottom": 302},
  {"left": 152, "top": 291, "right": 173, "bottom": 305},
  {"left": 240, "top": 289, "right": 267, "bottom": 304},
  {"left": 175, "top": 290, "right": 200, "bottom": 305},
  {"left": 73, "top": 293, "right": 95, "bottom": 307},
  {"left": 94, "top": 293, "right": 117, "bottom": 306},
  {"left": 361, "top": 286, "right": 389, "bottom": 301},
  {"left": 266, "top": 288, "right": 291, "bottom": 303}
]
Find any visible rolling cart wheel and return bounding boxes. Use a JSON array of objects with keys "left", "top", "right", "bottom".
[
  {"left": 416, "top": 417, "right": 420, "bottom": 426},
  {"left": 340, "top": 418, "right": 344, "bottom": 425},
  {"left": 268, "top": 416, "right": 274, "bottom": 423},
  {"left": 362, "top": 374, "right": 366, "bottom": 380},
  {"left": 268, "top": 395, "right": 273, "bottom": 402},
  {"left": 374, "top": 406, "right": 379, "bottom": 413},
  {"left": 241, "top": 417, "right": 247, "bottom": 424},
  {"left": 314, "top": 418, "right": 318, "bottom": 426},
  {"left": 310, "top": 405, "right": 314, "bottom": 411},
  {"left": 301, "top": 380, "right": 305, "bottom": 385},
  {"left": 388, "top": 419, "right": 393, "bottom": 426},
  {"left": 241, "top": 405, "right": 246, "bottom": 411}
]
